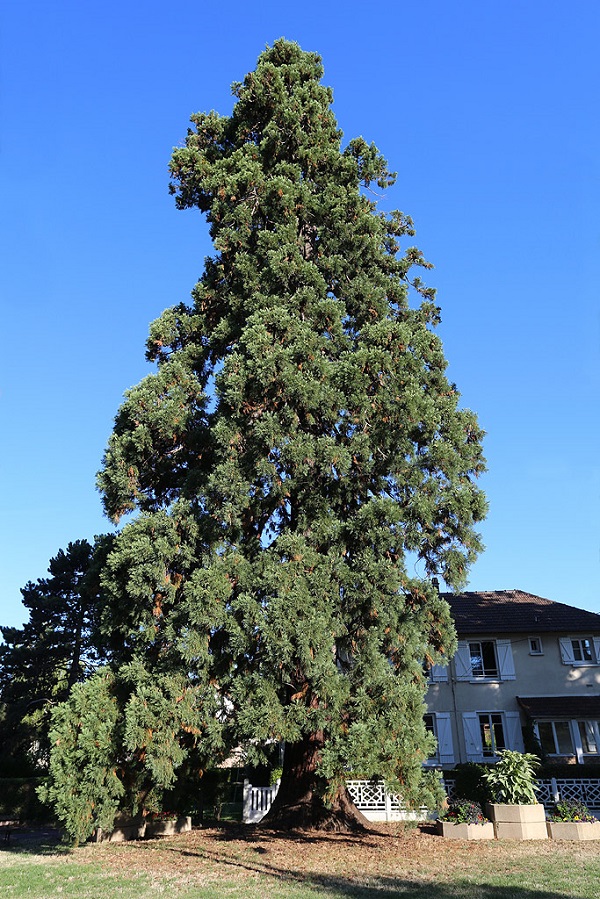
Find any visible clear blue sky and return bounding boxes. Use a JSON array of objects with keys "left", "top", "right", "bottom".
[{"left": 1, "top": 1, "right": 599, "bottom": 628}]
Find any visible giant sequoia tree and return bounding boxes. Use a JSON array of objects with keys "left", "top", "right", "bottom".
[{"left": 49, "top": 40, "right": 486, "bottom": 835}]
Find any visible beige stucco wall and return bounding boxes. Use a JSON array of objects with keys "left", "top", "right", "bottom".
[{"left": 426, "top": 631, "right": 600, "bottom": 765}]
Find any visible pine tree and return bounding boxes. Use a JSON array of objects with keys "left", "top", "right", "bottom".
[
  {"left": 89, "top": 40, "right": 485, "bottom": 831},
  {"left": 0, "top": 539, "right": 102, "bottom": 769}
]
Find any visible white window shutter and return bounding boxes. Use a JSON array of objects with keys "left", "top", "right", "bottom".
[
  {"left": 504, "top": 711, "right": 524, "bottom": 752},
  {"left": 559, "top": 637, "right": 575, "bottom": 665},
  {"left": 454, "top": 642, "right": 472, "bottom": 680},
  {"left": 496, "top": 639, "right": 516, "bottom": 680},
  {"left": 430, "top": 663, "right": 449, "bottom": 683},
  {"left": 593, "top": 638, "right": 600, "bottom": 664},
  {"left": 462, "top": 712, "right": 482, "bottom": 762},
  {"left": 436, "top": 712, "right": 454, "bottom": 765}
]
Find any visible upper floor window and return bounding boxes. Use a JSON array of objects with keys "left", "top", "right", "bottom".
[
  {"left": 455, "top": 639, "right": 516, "bottom": 681},
  {"left": 572, "top": 639, "right": 593, "bottom": 663},
  {"left": 469, "top": 641, "right": 498, "bottom": 678},
  {"left": 528, "top": 637, "right": 543, "bottom": 655},
  {"left": 559, "top": 636, "right": 600, "bottom": 666}
]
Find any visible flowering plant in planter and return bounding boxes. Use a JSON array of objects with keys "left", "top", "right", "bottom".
[
  {"left": 549, "top": 800, "right": 597, "bottom": 823},
  {"left": 148, "top": 810, "right": 178, "bottom": 822},
  {"left": 439, "top": 799, "right": 488, "bottom": 825}
]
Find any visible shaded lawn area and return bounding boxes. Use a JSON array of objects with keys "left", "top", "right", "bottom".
[{"left": 1, "top": 823, "right": 600, "bottom": 898}]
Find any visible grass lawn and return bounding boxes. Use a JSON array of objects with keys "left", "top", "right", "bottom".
[{"left": 1, "top": 823, "right": 600, "bottom": 898}]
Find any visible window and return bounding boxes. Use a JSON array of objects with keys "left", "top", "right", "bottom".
[
  {"left": 537, "top": 720, "right": 574, "bottom": 756},
  {"left": 424, "top": 714, "right": 437, "bottom": 759},
  {"left": 469, "top": 641, "right": 499, "bottom": 678},
  {"left": 572, "top": 639, "right": 593, "bottom": 663},
  {"left": 423, "top": 711, "right": 454, "bottom": 765},
  {"left": 559, "top": 636, "right": 600, "bottom": 666},
  {"left": 478, "top": 712, "right": 506, "bottom": 757},
  {"left": 455, "top": 640, "right": 515, "bottom": 681},
  {"left": 528, "top": 637, "right": 543, "bottom": 655},
  {"left": 578, "top": 720, "right": 600, "bottom": 755},
  {"left": 424, "top": 661, "right": 449, "bottom": 683},
  {"left": 462, "top": 710, "right": 522, "bottom": 762}
]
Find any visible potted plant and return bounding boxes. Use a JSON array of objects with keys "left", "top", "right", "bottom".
[
  {"left": 547, "top": 800, "right": 600, "bottom": 841},
  {"left": 483, "top": 750, "right": 547, "bottom": 840},
  {"left": 437, "top": 799, "right": 494, "bottom": 840}
]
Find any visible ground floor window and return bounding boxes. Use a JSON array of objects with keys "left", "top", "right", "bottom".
[
  {"left": 535, "top": 718, "right": 600, "bottom": 761},
  {"left": 578, "top": 720, "right": 600, "bottom": 755},
  {"left": 478, "top": 712, "right": 506, "bottom": 757},
  {"left": 424, "top": 714, "right": 437, "bottom": 760},
  {"left": 538, "top": 720, "right": 574, "bottom": 756}
]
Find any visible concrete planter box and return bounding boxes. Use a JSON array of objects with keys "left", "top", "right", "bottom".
[
  {"left": 547, "top": 820, "right": 600, "bottom": 841},
  {"left": 437, "top": 820, "right": 495, "bottom": 840},
  {"left": 486, "top": 803, "right": 547, "bottom": 840},
  {"left": 146, "top": 816, "right": 192, "bottom": 838},
  {"left": 93, "top": 815, "right": 192, "bottom": 842},
  {"left": 93, "top": 820, "right": 146, "bottom": 842}
]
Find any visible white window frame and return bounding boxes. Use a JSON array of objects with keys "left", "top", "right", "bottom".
[
  {"left": 576, "top": 719, "right": 600, "bottom": 759},
  {"left": 559, "top": 636, "right": 600, "bottom": 666},
  {"left": 535, "top": 719, "right": 574, "bottom": 756},
  {"left": 455, "top": 639, "right": 516, "bottom": 681},
  {"left": 462, "top": 710, "right": 523, "bottom": 762},
  {"left": 528, "top": 636, "right": 543, "bottom": 655}
]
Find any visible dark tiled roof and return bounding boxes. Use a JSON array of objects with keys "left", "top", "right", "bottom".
[
  {"left": 441, "top": 590, "right": 600, "bottom": 635},
  {"left": 518, "top": 695, "right": 600, "bottom": 719}
]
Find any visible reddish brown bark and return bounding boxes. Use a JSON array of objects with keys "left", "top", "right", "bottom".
[{"left": 260, "top": 732, "right": 369, "bottom": 832}]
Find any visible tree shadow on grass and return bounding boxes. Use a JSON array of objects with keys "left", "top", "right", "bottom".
[
  {"left": 140, "top": 829, "right": 598, "bottom": 899},
  {"left": 0, "top": 826, "right": 64, "bottom": 856}
]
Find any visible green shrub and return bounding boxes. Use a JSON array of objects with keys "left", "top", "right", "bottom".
[
  {"left": 483, "top": 750, "right": 540, "bottom": 804},
  {"left": 447, "top": 763, "right": 492, "bottom": 807}
]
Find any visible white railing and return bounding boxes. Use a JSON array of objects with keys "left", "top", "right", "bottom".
[
  {"left": 243, "top": 776, "right": 600, "bottom": 823},
  {"left": 537, "top": 778, "right": 600, "bottom": 809},
  {"left": 242, "top": 778, "right": 429, "bottom": 823},
  {"left": 243, "top": 780, "right": 281, "bottom": 824},
  {"left": 444, "top": 777, "right": 600, "bottom": 810}
]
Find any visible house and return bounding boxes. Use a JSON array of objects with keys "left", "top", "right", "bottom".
[{"left": 425, "top": 590, "right": 600, "bottom": 767}]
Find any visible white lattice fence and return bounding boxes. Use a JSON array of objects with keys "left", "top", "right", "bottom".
[
  {"left": 243, "top": 778, "right": 429, "bottom": 823},
  {"left": 538, "top": 778, "right": 600, "bottom": 810},
  {"left": 445, "top": 777, "right": 600, "bottom": 810}
]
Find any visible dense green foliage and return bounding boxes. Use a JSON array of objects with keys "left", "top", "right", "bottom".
[
  {"left": 44, "top": 39, "right": 486, "bottom": 838},
  {"left": 0, "top": 540, "right": 102, "bottom": 770},
  {"left": 483, "top": 751, "right": 540, "bottom": 805}
]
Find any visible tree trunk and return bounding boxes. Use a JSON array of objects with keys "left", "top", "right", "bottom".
[{"left": 260, "top": 733, "right": 369, "bottom": 832}]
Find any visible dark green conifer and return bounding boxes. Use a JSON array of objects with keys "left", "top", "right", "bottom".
[
  {"left": 0, "top": 539, "right": 100, "bottom": 770},
  {"left": 50, "top": 39, "right": 486, "bottom": 834}
]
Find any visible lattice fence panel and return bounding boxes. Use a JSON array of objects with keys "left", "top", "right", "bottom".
[
  {"left": 555, "top": 779, "right": 600, "bottom": 808},
  {"left": 346, "top": 780, "right": 386, "bottom": 810}
]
